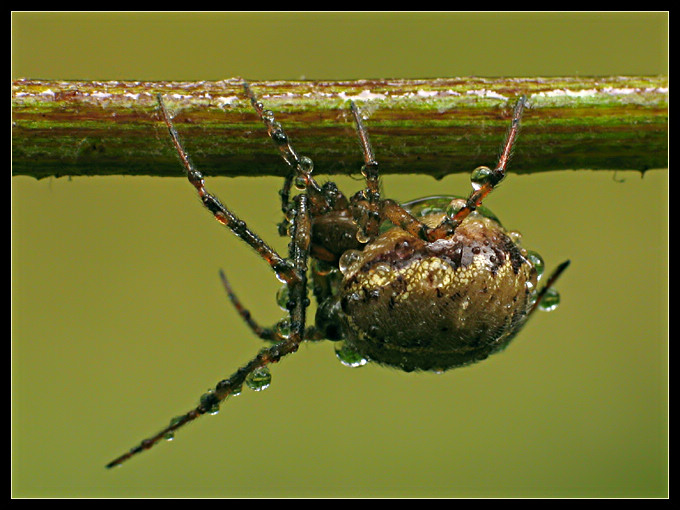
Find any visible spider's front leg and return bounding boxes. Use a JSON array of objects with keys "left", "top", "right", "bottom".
[{"left": 243, "top": 82, "right": 335, "bottom": 216}]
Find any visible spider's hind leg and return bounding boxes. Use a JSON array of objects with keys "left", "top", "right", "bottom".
[
  {"left": 527, "top": 259, "right": 571, "bottom": 317},
  {"left": 375, "top": 96, "right": 528, "bottom": 243},
  {"left": 347, "top": 100, "right": 434, "bottom": 243}
]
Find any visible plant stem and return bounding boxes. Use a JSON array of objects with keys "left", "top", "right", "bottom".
[{"left": 12, "top": 77, "right": 668, "bottom": 179}]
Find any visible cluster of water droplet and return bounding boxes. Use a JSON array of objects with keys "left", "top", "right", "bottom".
[
  {"left": 274, "top": 284, "right": 294, "bottom": 339},
  {"left": 162, "top": 364, "right": 273, "bottom": 444},
  {"left": 294, "top": 156, "right": 314, "bottom": 190}
]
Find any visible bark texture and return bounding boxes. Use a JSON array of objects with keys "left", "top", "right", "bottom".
[{"left": 12, "top": 76, "right": 668, "bottom": 179}]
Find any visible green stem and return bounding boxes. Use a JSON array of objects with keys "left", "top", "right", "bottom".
[{"left": 12, "top": 76, "right": 668, "bottom": 179}]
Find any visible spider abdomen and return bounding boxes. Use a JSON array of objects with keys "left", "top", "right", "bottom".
[{"left": 337, "top": 214, "right": 539, "bottom": 372}]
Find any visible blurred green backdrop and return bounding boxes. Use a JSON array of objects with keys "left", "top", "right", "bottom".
[{"left": 12, "top": 12, "right": 667, "bottom": 497}]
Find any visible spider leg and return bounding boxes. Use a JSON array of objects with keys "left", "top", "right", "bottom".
[
  {"left": 348, "top": 101, "right": 381, "bottom": 241},
  {"left": 243, "top": 82, "right": 330, "bottom": 212},
  {"left": 106, "top": 194, "right": 312, "bottom": 469},
  {"left": 375, "top": 97, "right": 527, "bottom": 243},
  {"left": 157, "top": 94, "right": 298, "bottom": 285},
  {"left": 219, "top": 269, "right": 280, "bottom": 342},
  {"left": 527, "top": 259, "right": 571, "bottom": 316},
  {"left": 244, "top": 81, "right": 353, "bottom": 245},
  {"left": 219, "top": 268, "right": 324, "bottom": 343},
  {"left": 346, "top": 100, "right": 444, "bottom": 243},
  {"left": 427, "top": 96, "right": 527, "bottom": 241}
]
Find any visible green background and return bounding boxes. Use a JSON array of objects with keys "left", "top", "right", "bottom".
[{"left": 12, "top": 12, "right": 668, "bottom": 497}]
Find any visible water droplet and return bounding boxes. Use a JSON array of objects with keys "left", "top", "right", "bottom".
[
  {"left": 394, "top": 240, "right": 412, "bottom": 258},
  {"left": 334, "top": 342, "right": 368, "bottom": 368},
  {"left": 313, "top": 259, "right": 334, "bottom": 276},
  {"left": 526, "top": 250, "right": 545, "bottom": 279},
  {"left": 276, "top": 284, "right": 290, "bottom": 310},
  {"left": 294, "top": 175, "right": 307, "bottom": 190},
  {"left": 199, "top": 391, "right": 220, "bottom": 415},
  {"left": 356, "top": 229, "right": 370, "bottom": 243},
  {"left": 275, "top": 318, "right": 291, "bottom": 338},
  {"left": 402, "top": 196, "right": 451, "bottom": 217},
  {"left": 270, "top": 124, "right": 287, "bottom": 145},
  {"left": 470, "top": 166, "right": 493, "bottom": 191},
  {"left": 372, "top": 262, "right": 391, "bottom": 275},
  {"left": 445, "top": 198, "right": 467, "bottom": 217},
  {"left": 164, "top": 416, "right": 184, "bottom": 441},
  {"left": 338, "top": 249, "right": 362, "bottom": 274},
  {"left": 246, "top": 367, "right": 272, "bottom": 391},
  {"left": 508, "top": 230, "right": 523, "bottom": 244},
  {"left": 299, "top": 155, "right": 314, "bottom": 174},
  {"left": 262, "top": 109, "right": 275, "bottom": 122},
  {"left": 538, "top": 288, "right": 561, "bottom": 312}
]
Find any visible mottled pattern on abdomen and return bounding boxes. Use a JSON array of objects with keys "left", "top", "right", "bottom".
[{"left": 338, "top": 217, "right": 537, "bottom": 372}]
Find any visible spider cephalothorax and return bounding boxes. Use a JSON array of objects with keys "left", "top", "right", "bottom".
[{"left": 106, "top": 82, "right": 568, "bottom": 468}]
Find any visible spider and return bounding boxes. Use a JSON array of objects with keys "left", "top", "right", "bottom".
[{"left": 106, "top": 82, "right": 569, "bottom": 468}]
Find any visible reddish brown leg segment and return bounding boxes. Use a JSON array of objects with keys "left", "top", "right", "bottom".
[
  {"left": 428, "top": 96, "right": 527, "bottom": 240},
  {"left": 376, "top": 96, "right": 527, "bottom": 243}
]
